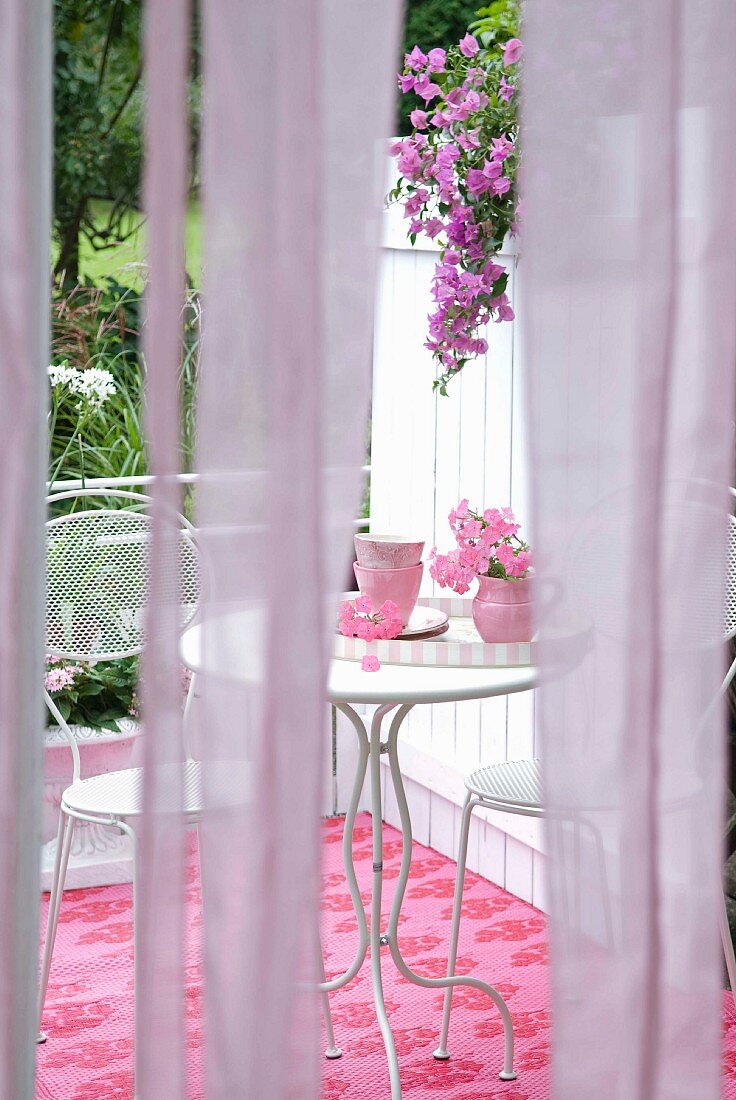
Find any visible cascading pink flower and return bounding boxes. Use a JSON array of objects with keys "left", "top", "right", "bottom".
[
  {"left": 499, "top": 76, "right": 515, "bottom": 101},
  {"left": 427, "top": 48, "right": 446, "bottom": 73},
  {"left": 502, "top": 38, "right": 524, "bottom": 66},
  {"left": 405, "top": 45, "right": 428, "bottom": 71},
  {"left": 392, "top": 32, "right": 520, "bottom": 389},
  {"left": 459, "top": 33, "right": 479, "bottom": 58}
]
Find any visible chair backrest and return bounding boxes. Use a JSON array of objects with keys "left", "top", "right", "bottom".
[
  {"left": 46, "top": 489, "right": 199, "bottom": 661},
  {"left": 725, "top": 510, "right": 736, "bottom": 642}
]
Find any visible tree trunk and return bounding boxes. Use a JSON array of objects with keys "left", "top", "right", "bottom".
[{"left": 54, "top": 207, "right": 84, "bottom": 287}]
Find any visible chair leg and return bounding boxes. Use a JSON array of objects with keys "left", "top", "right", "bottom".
[
  {"left": 434, "top": 791, "right": 476, "bottom": 1061},
  {"left": 195, "top": 821, "right": 207, "bottom": 926},
  {"left": 317, "top": 926, "right": 342, "bottom": 1060},
  {"left": 116, "top": 821, "right": 139, "bottom": 1096},
  {"left": 37, "top": 811, "right": 76, "bottom": 1041},
  {"left": 720, "top": 889, "right": 736, "bottom": 1010},
  {"left": 589, "top": 818, "right": 615, "bottom": 950}
]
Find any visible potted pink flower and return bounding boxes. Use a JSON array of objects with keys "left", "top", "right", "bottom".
[{"left": 429, "top": 500, "right": 533, "bottom": 642}]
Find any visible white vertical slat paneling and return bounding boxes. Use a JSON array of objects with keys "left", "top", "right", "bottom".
[
  {"left": 479, "top": 695, "right": 509, "bottom": 766},
  {"left": 506, "top": 692, "right": 535, "bottom": 762},
  {"left": 430, "top": 702, "right": 458, "bottom": 765},
  {"left": 505, "top": 835, "right": 535, "bottom": 904},
  {"left": 323, "top": 705, "right": 336, "bottom": 816},
  {"left": 383, "top": 774, "right": 431, "bottom": 847},
  {"left": 532, "top": 850, "right": 549, "bottom": 913},
  {"left": 453, "top": 698, "right": 481, "bottom": 776},
  {"left": 508, "top": 257, "right": 531, "bottom": 528},
  {"left": 334, "top": 704, "right": 371, "bottom": 816},
  {"left": 475, "top": 819, "right": 507, "bottom": 888},
  {"left": 483, "top": 253, "right": 517, "bottom": 508},
  {"left": 428, "top": 792, "right": 456, "bottom": 861},
  {"left": 371, "top": 248, "right": 438, "bottom": 553},
  {"left": 365, "top": 206, "right": 538, "bottom": 905},
  {"left": 409, "top": 778, "right": 432, "bottom": 846}
]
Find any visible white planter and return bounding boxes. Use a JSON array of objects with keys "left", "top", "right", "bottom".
[{"left": 42, "top": 717, "right": 142, "bottom": 890}]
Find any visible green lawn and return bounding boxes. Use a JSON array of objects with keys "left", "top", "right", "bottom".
[{"left": 70, "top": 200, "right": 202, "bottom": 287}]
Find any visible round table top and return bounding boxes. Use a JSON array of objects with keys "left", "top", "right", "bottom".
[{"left": 180, "top": 608, "right": 536, "bottom": 706}]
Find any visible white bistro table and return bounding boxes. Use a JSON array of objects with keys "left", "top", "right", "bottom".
[{"left": 181, "top": 610, "right": 536, "bottom": 1098}]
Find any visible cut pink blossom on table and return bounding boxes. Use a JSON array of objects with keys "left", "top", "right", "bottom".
[
  {"left": 339, "top": 596, "right": 403, "bottom": 642},
  {"left": 361, "top": 655, "right": 381, "bottom": 673}
]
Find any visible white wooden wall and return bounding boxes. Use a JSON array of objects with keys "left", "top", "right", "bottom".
[{"left": 333, "top": 191, "right": 546, "bottom": 910}]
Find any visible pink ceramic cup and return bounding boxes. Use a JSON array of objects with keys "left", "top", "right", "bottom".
[
  {"left": 354, "top": 534, "right": 424, "bottom": 570},
  {"left": 353, "top": 562, "right": 424, "bottom": 627}
]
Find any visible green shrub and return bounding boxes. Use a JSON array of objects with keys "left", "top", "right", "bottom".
[
  {"left": 48, "top": 278, "right": 199, "bottom": 488},
  {"left": 45, "top": 655, "right": 139, "bottom": 730}
]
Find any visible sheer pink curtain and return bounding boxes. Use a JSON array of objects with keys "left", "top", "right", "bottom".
[
  {"left": 137, "top": 0, "right": 191, "bottom": 1095},
  {"left": 523, "top": 1, "right": 736, "bottom": 1096},
  {"left": 0, "top": 1, "right": 50, "bottom": 1095},
  {"left": 138, "top": 0, "right": 401, "bottom": 1095}
]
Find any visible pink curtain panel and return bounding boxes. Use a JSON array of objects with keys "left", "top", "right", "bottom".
[
  {"left": 523, "top": 0, "right": 736, "bottom": 1096},
  {"left": 0, "top": 1, "right": 50, "bottom": 1096},
  {"left": 138, "top": 0, "right": 402, "bottom": 1097},
  {"left": 136, "top": 1, "right": 193, "bottom": 1096}
]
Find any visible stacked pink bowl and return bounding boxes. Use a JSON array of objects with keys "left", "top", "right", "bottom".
[{"left": 353, "top": 535, "right": 425, "bottom": 626}]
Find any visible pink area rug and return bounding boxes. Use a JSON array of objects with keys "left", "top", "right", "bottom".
[{"left": 36, "top": 813, "right": 736, "bottom": 1099}]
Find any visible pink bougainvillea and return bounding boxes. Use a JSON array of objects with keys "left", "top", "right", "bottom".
[
  {"left": 339, "top": 597, "right": 403, "bottom": 642},
  {"left": 390, "top": 29, "right": 521, "bottom": 393},
  {"left": 429, "top": 500, "right": 531, "bottom": 594}
]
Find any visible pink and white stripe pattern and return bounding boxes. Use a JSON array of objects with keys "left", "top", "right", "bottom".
[{"left": 335, "top": 597, "right": 534, "bottom": 668}]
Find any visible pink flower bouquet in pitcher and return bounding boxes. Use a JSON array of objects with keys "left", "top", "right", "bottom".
[{"left": 429, "top": 501, "right": 533, "bottom": 642}]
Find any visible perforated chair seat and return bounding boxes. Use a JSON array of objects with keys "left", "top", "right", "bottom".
[
  {"left": 466, "top": 758, "right": 542, "bottom": 814},
  {"left": 62, "top": 759, "right": 249, "bottom": 820}
]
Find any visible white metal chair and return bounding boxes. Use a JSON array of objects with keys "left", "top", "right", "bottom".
[
  {"left": 38, "top": 489, "right": 201, "bottom": 1043},
  {"left": 38, "top": 488, "right": 342, "bottom": 1062},
  {"left": 435, "top": 507, "right": 736, "bottom": 1060}
]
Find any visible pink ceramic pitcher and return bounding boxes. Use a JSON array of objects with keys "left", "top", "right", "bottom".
[{"left": 472, "top": 575, "right": 533, "bottom": 643}]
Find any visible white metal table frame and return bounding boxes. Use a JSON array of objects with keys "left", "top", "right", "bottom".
[{"left": 181, "top": 614, "right": 536, "bottom": 1098}]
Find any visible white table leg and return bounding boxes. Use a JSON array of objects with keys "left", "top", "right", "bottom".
[
  {"left": 319, "top": 704, "right": 371, "bottom": 995},
  {"left": 323, "top": 698, "right": 515, "bottom": 1093},
  {"left": 368, "top": 703, "right": 403, "bottom": 1098},
  {"left": 383, "top": 705, "right": 517, "bottom": 1082}
]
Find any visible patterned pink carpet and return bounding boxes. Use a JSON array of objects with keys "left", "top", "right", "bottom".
[{"left": 36, "top": 813, "right": 736, "bottom": 1099}]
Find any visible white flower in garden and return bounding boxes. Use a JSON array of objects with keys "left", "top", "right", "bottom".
[
  {"left": 48, "top": 362, "right": 116, "bottom": 412},
  {"left": 74, "top": 367, "right": 117, "bottom": 410},
  {"left": 48, "top": 361, "right": 80, "bottom": 389}
]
